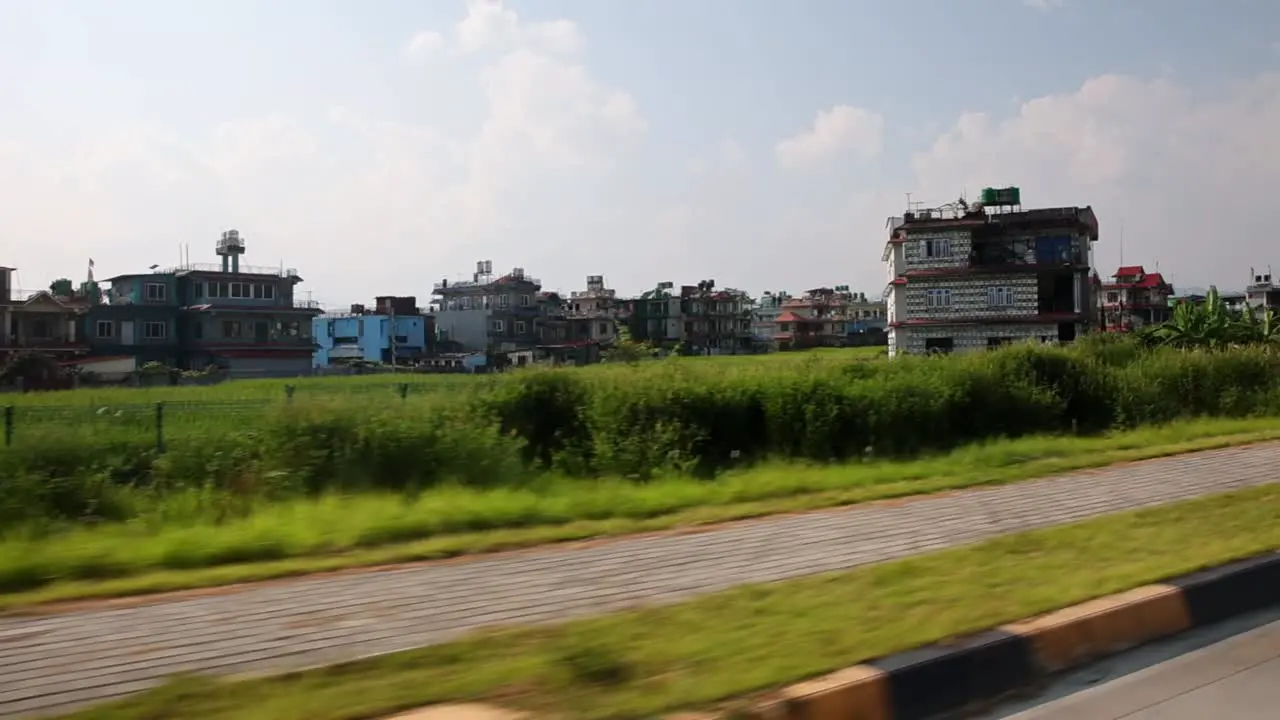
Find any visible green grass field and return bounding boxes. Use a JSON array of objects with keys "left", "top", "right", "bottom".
[
  {"left": 56, "top": 483, "right": 1280, "bottom": 720},
  {"left": 6, "top": 340, "right": 1280, "bottom": 608}
]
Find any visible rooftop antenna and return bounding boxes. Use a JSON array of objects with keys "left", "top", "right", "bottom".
[{"left": 1119, "top": 218, "right": 1125, "bottom": 268}]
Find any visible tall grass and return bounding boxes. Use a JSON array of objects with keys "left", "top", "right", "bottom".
[{"left": 4, "top": 338, "right": 1280, "bottom": 531}]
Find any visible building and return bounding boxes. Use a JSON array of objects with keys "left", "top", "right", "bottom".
[
  {"left": 432, "top": 260, "right": 542, "bottom": 353},
  {"left": 313, "top": 296, "right": 432, "bottom": 367},
  {"left": 678, "top": 281, "right": 754, "bottom": 355},
  {"left": 1098, "top": 265, "right": 1173, "bottom": 332},
  {"left": 1244, "top": 268, "right": 1280, "bottom": 317},
  {"left": 93, "top": 230, "right": 322, "bottom": 377},
  {"left": 533, "top": 276, "right": 618, "bottom": 365},
  {"left": 0, "top": 267, "right": 92, "bottom": 360},
  {"left": 883, "top": 187, "right": 1100, "bottom": 356},
  {"left": 751, "top": 286, "right": 886, "bottom": 350},
  {"left": 626, "top": 281, "right": 683, "bottom": 348}
]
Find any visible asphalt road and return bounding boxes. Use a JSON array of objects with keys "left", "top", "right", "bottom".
[
  {"left": 2, "top": 442, "right": 1279, "bottom": 718},
  {"left": 986, "top": 608, "right": 1280, "bottom": 719}
]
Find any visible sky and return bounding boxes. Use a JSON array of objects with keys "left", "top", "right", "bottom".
[{"left": 1, "top": 0, "right": 1278, "bottom": 308}]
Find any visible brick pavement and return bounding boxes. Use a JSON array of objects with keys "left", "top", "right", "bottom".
[{"left": 2, "top": 442, "right": 1278, "bottom": 718}]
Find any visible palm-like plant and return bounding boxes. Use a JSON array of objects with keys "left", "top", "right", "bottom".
[{"left": 1142, "top": 286, "right": 1280, "bottom": 350}]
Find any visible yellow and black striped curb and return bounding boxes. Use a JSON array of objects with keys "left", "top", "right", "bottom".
[{"left": 740, "top": 550, "right": 1280, "bottom": 720}]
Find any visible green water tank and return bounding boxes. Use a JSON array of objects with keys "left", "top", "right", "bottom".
[{"left": 981, "top": 186, "right": 1022, "bottom": 206}]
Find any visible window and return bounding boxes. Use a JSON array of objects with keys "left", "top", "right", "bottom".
[
  {"left": 29, "top": 319, "right": 50, "bottom": 338},
  {"left": 222, "top": 320, "right": 244, "bottom": 338},
  {"left": 393, "top": 335, "right": 408, "bottom": 344},
  {"left": 282, "top": 321, "right": 301, "bottom": 337},
  {"left": 779, "top": 322, "right": 791, "bottom": 333},
  {"left": 253, "top": 284, "right": 276, "bottom": 300},
  {"left": 492, "top": 319, "right": 505, "bottom": 332},
  {"left": 987, "top": 286, "right": 1016, "bottom": 307},
  {"left": 95, "top": 320, "right": 114, "bottom": 338},
  {"left": 515, "top": 320, "right": 527, "bottom": 334},
  {"left": 599, "top": 322, "right": 610, "bottom": 335},
  {"left": 987, "top": 337, "right": 1014, "bottom": 348},
  {"left": 192, "top": 282, "right": 205, "bottom": 299},
  {"left": 207, "top": 282, "right": 224, "bottom": 298},
  {"left": 925, "top": 289, "right": 952, "bottom": 308},
  {"left": 1106, "top": 291, "right": 1119, "bottom": 303},
  {"left": 144, "top": 283, "right": 167, "bottom": 301},
  {"left": 461, "top": 297, "right": 472, "bottom": 310},
  {"left": 519, "top": 294, "right": 531, "bottom": 307},
  {"left": 923, "top": 238, "right": 952, "bottom": 258},
  {"left": 498, "top": 294, "right": 510, "bottom": 308},
  {"left": 924, "top": 337, "right": 954, "bottom": 354},
  {"left": 229, "top": 282, "right": 251, "bottom": 299},
  {"left": 143, "top": 321, "right": 167, "bottom": 339}
]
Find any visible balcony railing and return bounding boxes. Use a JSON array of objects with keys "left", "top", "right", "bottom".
[{"left": 159, "top": 263, "right": 300, "bottom": 277}]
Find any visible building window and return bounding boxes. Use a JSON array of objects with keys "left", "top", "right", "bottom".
[
  {"left": 192, "top": 282, "right": 205, "bottom": 299},
  {"left": 223, "top": 320, "right": 244, "bottom": 338},
  {"left": 924, "top": 337, "right": 954, "bottom": 354},
  {"left": 515, "top": 320, "right": 527, "bottom": 334},
  {"left": 208, "top": 282, "right": 224, "bottom": 298},
  {"left": 923, "top": 238, "right": 952, "bottom": 258},
  {"left": 925, "top": 289, "right": 952, "bottom": 308},
  {"left": 229, "top": 282, "right": 251, "bottom": 299},
  {"left": 492, "top": 319, "right": 505, "bottom": 332},
  {"left": 987, "top": 337, "right": 1014, "bottom": 348},
  {"left": 29, "top": 319, "right": 51, "bottom": 338},
  {"left": 143, "top": 321, "right": 167, "bottom": 339},
  {"left": 498, "top": 295, "right": 510, "bottom": 308},
  {"left": 461, "top": 297, "right": 472, "bottom": 310},
  {"left": 254, "top": 284, "right": 276, "bottom": 300},
  {"left": 987, "top": 286, "right": 1015, "bottom": 307},
  {"left": 1106, "top": 291, "right": 1119, "bottom": 304},
  {"left": 520, "top": 294, "right": 531, "bottom": 307},
  {"left": 144, "top": 283, "right": 167, "bottom": 301},
  {"left": 599, "top": 322, "right": 610, "bottom": 335},
  {"left": 95, "top": 320, "right": 114, "bottom": 338},
  {"left": 282, "top": 321, "right": 300, "bottom": 337}
]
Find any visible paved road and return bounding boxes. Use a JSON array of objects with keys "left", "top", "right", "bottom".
[
  {"left": 2, "top": 443, "right": 1278, "bottom": 719},
  {"left": 996, "top": 614, "right": 1280, "bottom": 718}
]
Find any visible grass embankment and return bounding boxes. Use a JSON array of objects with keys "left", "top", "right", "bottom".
[
  {"left": 59, "top": 483, "right": 1280, "bottom": 720},
  {"left": 3, "top": 417, "right": 1278, "bottom": 610}
]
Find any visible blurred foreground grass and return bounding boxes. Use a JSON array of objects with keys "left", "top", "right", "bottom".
[{"left": 59, "top": 483, "right": 1280, "bottom": 720}]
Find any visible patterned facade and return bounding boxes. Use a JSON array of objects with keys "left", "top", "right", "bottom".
[{"left": 883, "top": 200, "right": 1100, "bottom": 357}]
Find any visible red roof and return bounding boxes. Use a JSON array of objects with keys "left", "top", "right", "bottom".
[
  {"left": 1114, "top": 265, "right": 1146, "bottom": 276},
  {"left": 775, "top": 311, "right": 806, "bottom": 323}
]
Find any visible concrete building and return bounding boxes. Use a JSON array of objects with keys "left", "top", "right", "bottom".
[
  {"left": 99, "top": 229, "right": 323, "bottom": 377},
  {"left": 431, "top": 260, "right": 541, "bottom": 353},
  {"left": 0, "top": 267, "right": 92, "bottom": 361},
  {"left": 1099, "top": 265, "right": 1174, "bottom": 332},
  {"left": 626, "top": 282, "right": 683, "bottom": 349},
  {"left": 883, "top": 187, "right": 1099, "bottom": 356},
  {"left": 313, "top": 296, "right": 431, "bottom": 367},
  {"left": 1244, "top": 268, "right": 1280, "bottom": 317}
]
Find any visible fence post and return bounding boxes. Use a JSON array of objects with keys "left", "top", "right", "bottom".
[
  {"left": 285, "top": 384, "right": 296, "bottom": 403},
  {"left": 3, "top": 406, "right": 12, "bottom": 447},
  {"left": 398, "top": 383, "right": 409, "bottom": 400},
  {"left": 155, "top": 402, "right": 166, "bottom": 454}
]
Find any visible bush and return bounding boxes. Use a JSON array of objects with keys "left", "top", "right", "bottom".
[{"left": 5, "top": 338, "right": 1280, "bottom": 529}]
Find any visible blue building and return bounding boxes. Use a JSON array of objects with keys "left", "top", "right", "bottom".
[{"left": 314, "top": 297, "right": 431, "bottom": 367}]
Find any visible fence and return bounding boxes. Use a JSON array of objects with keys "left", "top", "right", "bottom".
[{"left": 1, "top": 382, "right": 436, "bottom": 450}]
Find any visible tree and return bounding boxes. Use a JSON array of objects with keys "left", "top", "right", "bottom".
[
  {"left": 1140, "top": 286, "right": 1280, "bottom": 350},
  {"left": 604, "top": 326, "right": 657, "bottom": 364}
]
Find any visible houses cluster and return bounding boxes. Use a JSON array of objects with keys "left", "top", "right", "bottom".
[
  {"left": 0, "top": 233, "right": 887, "bottom": 380},
  {"left": 880, "top": 185, "right": 1280, "bottom": 356}
]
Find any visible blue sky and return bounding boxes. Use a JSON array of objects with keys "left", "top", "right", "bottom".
[{"left": 2, "top": 0, "right": 1278, "bottom": 306}]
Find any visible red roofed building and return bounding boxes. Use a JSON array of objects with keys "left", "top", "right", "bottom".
[{"left": 1099, "top": 265, "right": 1174, "bottom": 332}]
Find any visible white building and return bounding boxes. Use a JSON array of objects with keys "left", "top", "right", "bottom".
[{"left": 882, "top": 189, "right": 1099, "bottom": 357}]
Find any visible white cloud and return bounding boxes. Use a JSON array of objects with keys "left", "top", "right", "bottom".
[
  {"left": 775, "top": 105, "right": 885, "bottom": 170},
  {"left": 910, "top": 73, "right": 1280, "bottom": 287},
  {"left": 0, "top": 0, "right": 644, "bottom": 302},
  {"left": 402, "top": 30, "right": 444, "bottom": 60}
]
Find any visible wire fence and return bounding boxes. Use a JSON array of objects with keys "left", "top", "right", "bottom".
[{"left": 1, "top": 381, "right": 440, "bottom": 450}]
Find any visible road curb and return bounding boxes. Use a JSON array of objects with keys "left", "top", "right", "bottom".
[{"left": 739, "top": 550, "right": 1280, "bottom": 720}]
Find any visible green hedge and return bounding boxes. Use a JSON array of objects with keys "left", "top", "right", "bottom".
[{"left": 5, "top": 338, "right": 1280, "bottom": 527}]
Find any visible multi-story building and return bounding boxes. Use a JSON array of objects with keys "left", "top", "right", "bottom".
[
  {"left": 626, "top": 281, "right": 682, "bottom": 348},
  {"left": 313, "top": 296, "right": 432, "bottom": 367},
  {"left": 844, "top": 290, "right": 887, "bottom": 345},
  {"left": 678, "top": 281, "right": 754, "bottom": 355},
  {"left": 565, "top": 275, "right": 619, "bottom": 345},
  {"left": 0, "top": 267, "right": 93, "bottom": 362},
  {"left": 883, "top": 187, "right": 1099, "bottom": 356},
  {"left": 1244, "top": 268, "right": 1280, "bottom": 317},
  {"left": 1098, "top": 265, "right": 1173, "bottom": 332},
  {"left": 432, "top": 260, "right": 542, "bottom": 353},
  {"left": 94, "top": 230, "right": 322, "bottom": 377}
]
